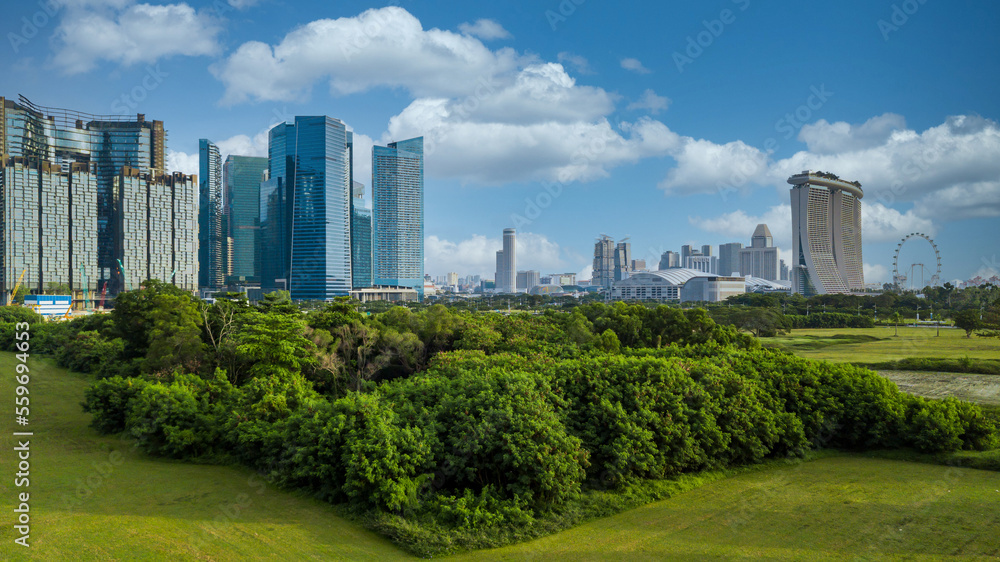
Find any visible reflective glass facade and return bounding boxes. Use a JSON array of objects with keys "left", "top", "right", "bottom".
[
  {"left": 351, "top": 205, "right": 372, "bottom": 288},
  {"left": 224, "top": 155, "right": 267, "bottom": 284},
  {"left": 199, "top": 139, "right": 223, "bottom": 289},
  {"left": 262, "top": 117, "right": 352, "bottom": 300},
  {"left": 372, "top": 137, "right": 423, "bottom": 298}
]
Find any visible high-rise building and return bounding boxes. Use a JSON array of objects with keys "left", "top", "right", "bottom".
[
  {"left": 351, "top": 205, "right": 373, "bottom": 289},
  {"left": 223, "top": 155, "right": 267, "bottom": 285},
  {"left": 500, "top": 228, "right": 516, "bottom": 292},
  {"left": 680, "top": 245, "right": 693, "bottom": 267},
  {"left": 593, "top": 235, "right": 615, "bottom": 289},
  {"left": 516, "top": 270, "right": 540, "bottom": 291},
  {"left": 631, "top": 259, "right": 646, "bottom": 272},
  {"left": 719, "top": 242, "right": 743, "bottom": 277},
  {"left": 261, "top": 116, "right": 353, "bottom": 300},
  {"left": 739, "top": 224, "right": 779, "bottom": 281},
  {"left": 373, "top": 137, "right": 424, "bottom": 298},
  {"left": 446, "top": 272, "right": 459, "bottom": 286},
  {"left": 780, "top": 259, "right": 789, "bottom": 281},
  {"left": 199, "top": 139, "right": 223, "bottom": 289},
  {"left": 495, "top": 250, "right": 505, "bottom": 291},
  {"left": 1, "top": 95, "right": 195, "bottom": 300},
  {"left": 658, "top": 250, "right": 679, "bottom": 270},
  {"left": 701, "top": 244, "right": 713, "bottom": 257},
  {"left": 614, "top": 241, "right": 631, "bottom": 281},
  {"left": 687, "top": 255, "right": 717, "bottom": 275},
  {"left": 789, "top": 171, "right": 864, "bottom": 295}
]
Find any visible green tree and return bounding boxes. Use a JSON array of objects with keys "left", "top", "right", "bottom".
[
  {"left": 954, "top": 310, "right": 981, "bottom": 338},
  {"left": 890, "top": 311, "right": 903, "bottom": 337}
]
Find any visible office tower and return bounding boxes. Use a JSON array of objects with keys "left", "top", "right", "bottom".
[
  {"left": 593, "top": 235, "right": 615, "bottom": 289},
  {"left": 351, "top": 205, "right": 373, "bottom": 289},
  {"left": 614, "top": 241, "right": 631, "bottom": 281},
  {"left": 789, "top": 171, "right": 864, "bottom": 295},
  {"left": 739, "top": 224, "right": 779, "bottom": 281},
  {"left": 780, "top": 259, "right": 789, "bottom": 281},
  {"left": 687, "top": 255, "right": 717, "bottom": 275},
  {"left": 719, "top": 242, "right": 743, "bottom": 277},
  {"left": 1, "top": 95, "right": 194, "bottom": 299},
  {"left": 199, "top": 139, "right": 223, "bottom": 289},
  {"left": 446, "top": 272, "right": 459, "bottom": 286},
  {"left": 261, "top": 116, "right": 352, "bottom": 300},
  {"left": 658, "top": 250, "right": 679, "bottom": 270},
  {"left": 498, "top": 228, "right": 516, "bottom": 292},
  {"left": 680, "top": 244, "right": 692, "bottom": 267},
  {"left": 516, "top": 270, "right": 540, "bottom": 291},
  {"left": 701, "top": 244, "right": 713, "bottom": 257},
  {"left": 631, "top": 259, "right": 646, "bottom": 272},
  {"left": 373, "top": 137, "right": 424, "bottom": 298},
  {"left": 223, "top": 155, "right": 267, "bottom": 285}
]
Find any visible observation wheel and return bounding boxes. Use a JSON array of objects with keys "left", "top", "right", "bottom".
[{"left": 892, "top": 233, "right": 942, "bottom": 291}]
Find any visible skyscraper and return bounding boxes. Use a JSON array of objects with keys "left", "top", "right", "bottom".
[
  {"left": 789, "top": 171, "right": 864, "bottom": 295},
  {"left": 739, "top": 224, "right": 779, "bottom": 281},
  {"left": 495, "top": 250, "right": 505, "bottom": 290},
  {"left": 1, "top": 95, "right": 195, "bottom": 299},
  {"left": 223, "top": 155, "right": 267, "bottom": 284},
  {"left": 373, "top": 137, "right": 424, "bottom": 298},
  {"left": 199, "top": 139, "right": 223, "bottom": 289},
  {"left": 501, "top": 228, "right": 516, "bottom": 292},
  {"left": 351, "top": 180, "right": 373, "bottom": 289},
  {"left": 614, "top": 241, "right": 631, "bottom": 281},
  {"left": 593, "top": 235, "right": 615, "bottom": 289},
  {"left": 261, "top": 116, "right": 353, "bottom": 300},
  {"left": 719, "top": 242, "right": 743, "bottom": 276},
  {"left": 701, "top": 244, "right": 713, "bottom": 257},
  {"left": 658, "top": 250, "right": 679, "bottom": 270}
]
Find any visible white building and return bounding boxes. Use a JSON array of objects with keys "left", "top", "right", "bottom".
[{"left": 611, "top": 268, "right": 745, "bottom": 303}]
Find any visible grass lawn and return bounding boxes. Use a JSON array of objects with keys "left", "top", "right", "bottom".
[
  {"left": 764, "top": 326, "right": 999, "bottom": 363},
  {"left": 0, "top": 352, "right": 409, "bottom": 561},
  {"left": 2, "top": 352, "right": 999, "bottom": 560},
  {"left": 456, "top": 455, "right": 1000, "bottom": 561}
]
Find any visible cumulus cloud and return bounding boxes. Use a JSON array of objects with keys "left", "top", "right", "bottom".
[
  {"left": 660, "top": 139, "right": 768, "bottom": 196},
  {"left": 424, "top": 232, "right": 567, "bottom": 277},
  {"left": 557, "top": 52, "right": 592, "bottom": 74},
  {"left": 862, "top": 202, "right": 935, "bottom": 242},
  {"left": 620, "top": 57, "right": 651, "bottom": 74},
  {"left": 458, "top": 18, "right": 511, "bottom": 40},
  {"left": 212, "top": 7, "right": 522, "bottom": 104},
  {"left": 798, "top": 113, "right": 907, "bottom": 154},
  {"left": 689, "top": 205, "right": 793, "bottom": 250},
  {"left": 626, "top": 89, "right": 670, "bottom": 115},
  {"left": 166, "top": 149, "right": 198, "bottom": 176},
  {"left": 51, "top": 2, "right": 222, "bottom": 74}
]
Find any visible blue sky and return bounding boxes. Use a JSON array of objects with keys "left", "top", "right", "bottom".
[{"left": 3, "top": 0, "right": 999, "bottom": 284}]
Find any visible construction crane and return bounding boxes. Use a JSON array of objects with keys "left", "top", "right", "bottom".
[
  {"left": 116, "top": 259, "right": 131, "bottom": 292},
  {"left": 8, "top": 269, "right": 26, "bottom": 306}
]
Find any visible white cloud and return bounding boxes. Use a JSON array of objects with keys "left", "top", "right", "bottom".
[
  {"left": 458, "top": 18, "right": 511, "bottom": 40},
  {"left": 660, "top": 139, "right": 768, "bottom": 196},
  {"left": 227, "top": 0, "right": 259, "bottom": 8},
  {"left": 626, "top": 89, "right": 670, "bottom": 115},
  {"left": 912, "top": 181, "right": 1000, "bottom": 221},
  {"left": 166, "top": 149, "right": 198, "bottom": 176},
  {"left": 798, "top": 113, "right": 907, "bottom": 154},
  {"left": 620, "top": 57, "right": 651, "bottom": 74},
  {"left": 577, "top": 264, "right": 593, "bottom": 282},
  {"left": 688, "top": 204, "right": 792, "bottom": 250},
  {"left": 212, "top": 7, "right": 522, "bottom": 104},
  {"left": 52, "top": 2, "right": 222, "bottom": 74},
  {"left": 424, "top": 232, "right": 566, "bottom": 277},
  {"left": 557, "top": 52, "right": 592, "bottom": 74},
  {"left": 862, "top": 202, "right": 935, "bottom": 242},
  {"left": 864, "top": 263, "right": 889, "bottom": 283}
]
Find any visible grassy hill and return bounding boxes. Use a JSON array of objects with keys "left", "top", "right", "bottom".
[{"left": 2, "top": 352, "right": 998, "bottom": 560}]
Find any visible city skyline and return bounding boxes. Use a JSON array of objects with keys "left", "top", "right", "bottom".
[{"left": 3, "top": 2, "right": 997, "bottom": 284}]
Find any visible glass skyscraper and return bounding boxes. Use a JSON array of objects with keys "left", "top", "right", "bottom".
[
  {"left": 261, "top": 116, "right": 352, "bottom": 300},
  {"left": 224, "top": 155, "right": 267, "bottom": 284},
  {"left": 1, "top": 94, "right": 195, "bottom": 300},
  {"left": 199, "top": 139, "right": 223, "bottom": 289},
  {"left": 372, "top": 137, "right": 424, "bottom": 298}
]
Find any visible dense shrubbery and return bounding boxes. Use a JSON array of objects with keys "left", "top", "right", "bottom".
[{"left": 3, "top": 284, "right": 997, "bottom": 556}]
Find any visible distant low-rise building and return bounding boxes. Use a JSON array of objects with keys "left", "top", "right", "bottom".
[{"left": 611, "top": 268, "right": 745, "bottom": 303}]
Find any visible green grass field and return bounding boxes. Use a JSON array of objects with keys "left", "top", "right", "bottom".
[
  {"left": 764, "top": 326, "right": 999, "bottom": 362},
  {"left": 2, "top": 352, "right": 999, "bottom": 560}
]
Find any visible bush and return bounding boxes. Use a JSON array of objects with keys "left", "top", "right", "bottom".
[{"left": 81, "top": 376, "right": 150, "bottom": 434}]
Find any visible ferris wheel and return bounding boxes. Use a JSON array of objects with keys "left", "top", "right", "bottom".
[{"left": 892, "top": 232, "right": 942, "bottom": 291}]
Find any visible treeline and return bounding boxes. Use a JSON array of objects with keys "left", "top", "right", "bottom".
[{"left": 2, "top": 287, "right": 997, "bottom": 555}]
